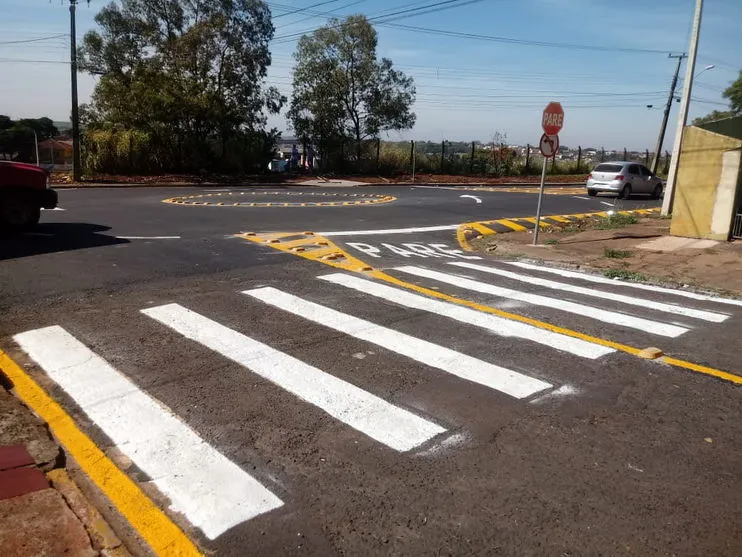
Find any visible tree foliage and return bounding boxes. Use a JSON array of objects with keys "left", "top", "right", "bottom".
[
  {"left": 0, "top": 116, "right": 58, "bottom": 161},
  {"left": 79, "top": 0, "right": 284, "bottom": 173},
  {"left": 693, "top": 70, "right": 742, "bottom": 125},
  {"left": 288, "top": 15, "right": 415, "bottom": 170}
]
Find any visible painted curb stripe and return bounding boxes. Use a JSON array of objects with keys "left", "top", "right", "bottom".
[
  {"left": 143, "top": 304, "right": 445, "bottom": 452},
  {"left": 450, "top": 262, "right": 728, "bottom": 323},
  {"left": 397, "top": 266, "right": 688, "bottom": 338},
  {"left": 13, "top": 326, "right": 283, "bottom": 540},
  {"left": 244, "top": 287, "right": 551, "bottom": 399},
  {"left": 319, "top": 273, "right": 614, "bottom": 360},
  {"left": 0, "top": 350, "right": 202, "bottom": 556}
]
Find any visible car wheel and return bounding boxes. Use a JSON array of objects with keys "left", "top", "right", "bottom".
[
  {"left": 588, "top": 189, "right": 597, "bottom": 197},
  {"left": 0, "top": 195, "right": 40, "bottom": 230},
  {"left": 620, "top": 184, "right": 632, "bottom": 200},
  {"left": 651, "top": 184, "right": 663, "bottom": 199}
]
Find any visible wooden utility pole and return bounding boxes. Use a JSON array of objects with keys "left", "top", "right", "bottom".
[
  {"left": 651, "top": 54, "right": 685, "bottom": 174},
  {"left": 69, "top": 1, "right": 84, "bottom": 182},
  {"left": 663, "top": 0, "right": 703, "bottom": 215},
  {"left": 576, "top": 146, "right": 582, "bottom": 172},
  {"left": 470, "top": 141, "right": 475, "bottom": 174},
  {"left": 525, "top": 144, "right": 531, "bottom": 175}
]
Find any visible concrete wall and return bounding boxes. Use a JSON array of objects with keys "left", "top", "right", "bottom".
[{"left": 670, "top": 126, "right": 742, "bottom": 240}]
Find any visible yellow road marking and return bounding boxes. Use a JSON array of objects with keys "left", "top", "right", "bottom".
[
  {"left": 237, "top": 229, "right": 742, "bottom": 386},
  {"left": 497, "top": 219, "right": 528, "bottom": 231},
  {"left": 0, "top": 351, "right": 202, "bottom": 556},
  {"left": 549, "top": 216, "right": 572, "bottom": 223}
]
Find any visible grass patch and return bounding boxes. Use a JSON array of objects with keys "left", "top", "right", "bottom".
[
  {"left": 604, "top": 248, "right": 633, "bottom": 259},
  {"left": 595, "top": 213, "right": 639, "bottom": 229},
  {"left": 545, "top": 239, "right": 559, "bottom": 245},
  {"left": 603, "top": 269, "right": 647, "bottom": 282}
]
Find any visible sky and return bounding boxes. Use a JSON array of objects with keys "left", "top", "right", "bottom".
[{"left": 0, "top": 0, "right": 740, "bottom": 150}]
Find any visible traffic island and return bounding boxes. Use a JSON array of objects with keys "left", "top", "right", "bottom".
[{"left": 463, "top": 212, "right": 742, "bottom": 297}]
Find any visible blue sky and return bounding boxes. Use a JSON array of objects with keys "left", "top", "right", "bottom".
[{"left": 1, "top": 0, "right": 740, "bottom": 150}]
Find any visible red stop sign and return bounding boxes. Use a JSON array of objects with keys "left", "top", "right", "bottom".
[{"left": 542, "top": 102, "right": 564, "bottom": 136}]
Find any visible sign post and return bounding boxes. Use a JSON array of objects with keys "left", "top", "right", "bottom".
[{"left": 533, "top": 102, "right": 564, "bottom": 245}]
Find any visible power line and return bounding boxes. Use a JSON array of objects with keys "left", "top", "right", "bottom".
[{"left": 0, "top": 33, "right": 67, "bottom": 45}]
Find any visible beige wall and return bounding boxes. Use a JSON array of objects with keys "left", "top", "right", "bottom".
[{"left": 670, "top": 126, "right": 742, "bottom": 240}]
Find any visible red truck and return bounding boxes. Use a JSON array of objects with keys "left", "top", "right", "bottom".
[{"left": 0, "top": 161, "right": 58, "bottom": 230}]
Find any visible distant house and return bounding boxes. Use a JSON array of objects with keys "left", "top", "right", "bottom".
[{"left": 39, "top": 138, "right": 73, "bottom": 168}]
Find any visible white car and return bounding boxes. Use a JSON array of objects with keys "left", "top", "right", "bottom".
[{"left": 586, "top": 162, "right": 664, "bottom": 199}]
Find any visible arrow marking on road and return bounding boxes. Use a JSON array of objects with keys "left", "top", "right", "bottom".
[{"left": 460, "top": 195, "right": 482, "bottom": 204}]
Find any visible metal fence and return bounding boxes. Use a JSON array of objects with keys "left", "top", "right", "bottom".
[{"left": 732, "top": 210, "right": 742, "bottom": 240}]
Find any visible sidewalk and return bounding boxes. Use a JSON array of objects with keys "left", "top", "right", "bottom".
[
  {"left": 467, "top": 213, "right": 742, "bottom": 296},
  {"left": 0, "top": 374, "right": 129, "bottom": 556}
]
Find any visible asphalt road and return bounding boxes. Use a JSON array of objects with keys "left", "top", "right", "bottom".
[{"left": 1, "top": 184, "right": 740, "bottom": 556}]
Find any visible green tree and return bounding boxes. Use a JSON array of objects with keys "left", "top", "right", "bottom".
[
  {"left": 289, "top": 15, "right": 415, "bottom": 169},
  {"left": 0, "top": 116, "right": 58, "bottom": 161},
  {"left": 79, "top": 0, "right": 283, "bottom": 172},
  {"left": 693, "top": 70, "right": 742, "bottom": 125}
]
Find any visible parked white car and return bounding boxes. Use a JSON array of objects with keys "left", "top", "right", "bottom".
[{"left": 586, "top": 162, "right": 663, "bottom": 199}]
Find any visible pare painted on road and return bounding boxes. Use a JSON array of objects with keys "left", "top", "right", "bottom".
[{"left": 345, "top": 242, "right": 482, "bottom": 260}]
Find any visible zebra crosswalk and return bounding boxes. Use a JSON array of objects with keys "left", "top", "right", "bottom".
[{"left": 9, "top": 259, "right": 741, "bottom": 543}]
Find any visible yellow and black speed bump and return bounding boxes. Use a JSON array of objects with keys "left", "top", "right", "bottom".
[{"left": 163, "top": 190, "right": 396, "bottom": 207}]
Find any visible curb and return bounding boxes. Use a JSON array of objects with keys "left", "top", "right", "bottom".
[
  {"left": 52, "top": 181, "right": 585, "bottom": 189},
  {"left": 457, "top": 208, "right": 661, "bottom": 251}
]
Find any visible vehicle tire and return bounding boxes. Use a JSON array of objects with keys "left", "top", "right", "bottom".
[
  {"left": 0, "top": 195, "right": 40, "bottom": 231},
  {"left": 651, "top": 184, "right": 663, "bottom": 199},
  {"left": 588, "top": 189, "right": 597, "bottom": 197},
  {"left": 620, "top": 184, "right": 632, "bottom": 200}
]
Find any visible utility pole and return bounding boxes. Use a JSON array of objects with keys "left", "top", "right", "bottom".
[
  {"left": 663, "top": 0, "right": 703, "bottom": 215},
  {"left": 651, "top": 54, "right": 685, "bottom": 174},
  {"left": 69, "top": 0, "right": 84, "bottom": 182}
]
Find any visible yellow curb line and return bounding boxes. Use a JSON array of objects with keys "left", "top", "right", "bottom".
[
  {"left": 237, "top": 229, "right": 742, "bottom": 387},
  {"left": 0, "top": 351, "right": 202, "bottom": 557},
  {"left": 162, "top": 191, "right": 396, "bottom": 208}
]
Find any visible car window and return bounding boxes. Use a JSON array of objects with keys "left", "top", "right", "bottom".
[
  {"left": 594, "top": 164, "right": 623, "bottom": 173},
  {"left": 628, "top": 165, "right": 640, "bottom": 175},
  {"left": 640, "top": 166, "right": 652, "bottom": 176}
]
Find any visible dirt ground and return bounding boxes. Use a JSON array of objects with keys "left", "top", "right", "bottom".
[{"left": 472, "top": 216, "right": 742, "bottom": 296}]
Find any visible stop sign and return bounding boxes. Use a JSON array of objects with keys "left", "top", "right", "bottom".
[{"left": 542, "top": 102, "right": 564, "bottom": 136}]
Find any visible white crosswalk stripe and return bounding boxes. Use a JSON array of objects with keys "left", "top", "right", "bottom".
[
  {"left": 395, "top": 266, "right": 688, "bottom": 338},
  {"left": 319, "top": 273, "right": 614, "bottom": 359},
  {"left": 449, "top": 262, "right": 729, "bottom": 323},
  {"left": 506, "top": 261, "right": 742, "bottom": 308},
  {"left": 244, "top": 286, "right": 552, "bottom": 399},
  {"left": 142, "top": 303, "right": 447, "bottom": 452},
  {"left": 13, "top": 325, "right": 284, "bottom": 540}
]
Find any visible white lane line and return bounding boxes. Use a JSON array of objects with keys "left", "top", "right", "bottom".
[
  {"left": 143, "top": 304, "right": 445, "bottom": 452},
  {"left": 460, "top": 195, "right": 482, "bottom": 204},
  {"left": 319, "top": 224, "right": 459, "bottom": 237},
  {"left": 41, "top": 207, "right": 66, "bottom": 211},
  {"left": 319, "top": 273, "right": 613, "bottom": 360},
  {"left": 396, "top": 266, "right": 688, "bottom": 338},
  {"left": 573, "top": 196, "right": 592, "bottom": 200},
  {"left": 114, "top": 235, "right": 181, "bottom": 240},
  {"left": 600, "top": 201, "right": 615, "bottom": 207},
  {"left": 245, "top": 287, "right": 550, "bottom": 399},
  {"left": 451, "top": 262, "right": 729, "bottom": 323},
  {"left": 506, "top": 261, "right": 742, "bottom": 308},
  {"left": 13, "top": 325, "right": 282, "bottom": 539}
]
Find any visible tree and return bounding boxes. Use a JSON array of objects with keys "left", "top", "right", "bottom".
[
  {"left": 289, "top": 15, "right": 415, "bottom": 169},
  {"left": 0, "top": 116, "right": 58, "bottom": 161},
  {"left": 79, "top": 0, "right": 284, "bottom": 172},
  {"left": 693, "top": 70, "right": 742, "bottom": 125}
]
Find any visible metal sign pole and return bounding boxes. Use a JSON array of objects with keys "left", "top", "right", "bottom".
[
  {"left": 533, "top": 156, "right": 548, "bottom": 245},
  {"left": 412, "top": 141, "right": 416, "bottom": 184}
]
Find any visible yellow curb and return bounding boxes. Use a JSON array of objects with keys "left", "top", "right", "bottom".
[
  {"left": 0, "top": 352, "right": 202, "bottom": 556},
  {"left": 497, "top": 219, "right": 528, "bottom": 231}
]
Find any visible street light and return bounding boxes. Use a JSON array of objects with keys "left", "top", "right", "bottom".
[{"left": 695, "top": 64, "right": 715, "bottom": 78}]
